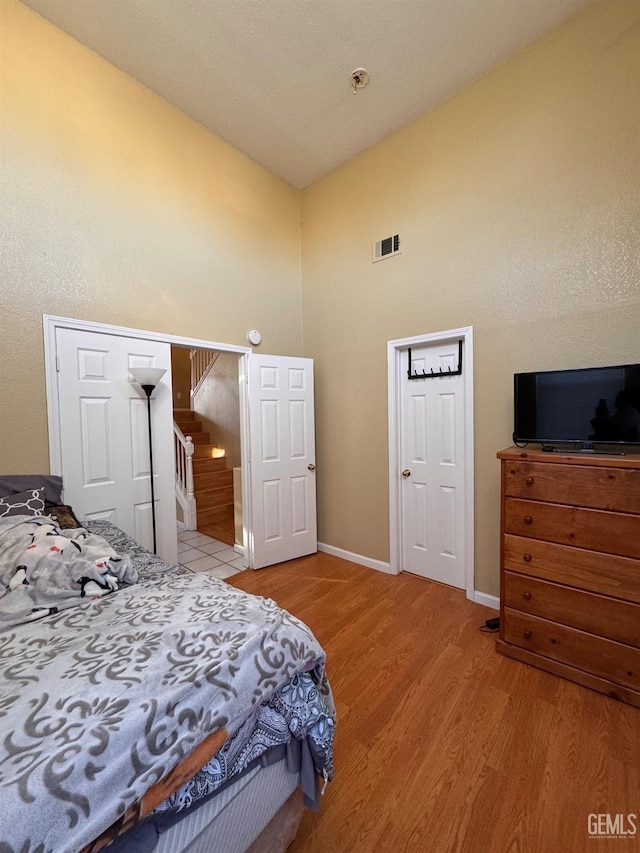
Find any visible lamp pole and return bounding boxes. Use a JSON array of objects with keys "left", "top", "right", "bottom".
[
  {"left": 140, "top": 384, "right": 158, "bottom": 554},
  {"left": 129, "top": 367, "right": 167, "bottom": 555}
]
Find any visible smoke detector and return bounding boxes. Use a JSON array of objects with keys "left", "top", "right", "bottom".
[{"left": 350, "top": 68, "right": 370, "bottom": 94}]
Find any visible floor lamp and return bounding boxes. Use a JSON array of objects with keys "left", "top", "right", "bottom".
[{"left": 129, "top": 367, "right": 167, "bottom": 554}]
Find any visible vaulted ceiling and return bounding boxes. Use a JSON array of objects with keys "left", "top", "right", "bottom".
[{"left": 20, "top": 0, "right": 595, "bottom": 188}]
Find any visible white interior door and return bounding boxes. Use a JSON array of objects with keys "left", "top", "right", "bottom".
[
  {"left": 247, "top": 354, "right": 317, "bottom": 569},
  {"left": 55, "top": 327, "right": 177, "bottom": 563},
  {"left": 400, "top": 340, "right": 466, "bottom": 588}
]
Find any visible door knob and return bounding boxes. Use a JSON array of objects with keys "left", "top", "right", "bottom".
[
  {"left": 402, "top": 469, "right": 411, "bottom": 477},
  {"left": 307, "top": 463, "right": 316, "bottom": 471}
]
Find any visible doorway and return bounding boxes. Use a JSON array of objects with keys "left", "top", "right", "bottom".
[
  {"left": 387, "top": 327, "right": 474, "bottom": 599},
  {"left": 172, "top": 345, "right": 240, "bottom": 547},
  {"left": 43, "top": 315, "right": 318, "bottom": 570}
]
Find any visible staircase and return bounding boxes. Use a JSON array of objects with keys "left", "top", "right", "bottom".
[{"left": 173, "top": 409, "right": 234, "bottom": 540}]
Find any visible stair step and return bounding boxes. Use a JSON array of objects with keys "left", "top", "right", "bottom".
[
  {"left": 197, "top": 504, "right": 234, "bottom": 526},
  {"left": 193, "top": 444, "right": 227, "bottom": 459},
  {"left": 176, "top": 421, "right": 205, "bottom": 434},
  {"left": 197, "top": 483, "right": 234, "bottom": 510},
  {"left": 194, "top": 469, "right": 233, "bottom": 490},
  {"left": 174, "top": 409, "right": 197, "bottom": 420},
  {"left": 188, "top": 432, "right": 211, "bottom": 445},
  {"left": 192, "top": 456, "right": 228, "bottom": 474},
  {"left": 174, "top": 413, "right": 203, "bottom": 426}
]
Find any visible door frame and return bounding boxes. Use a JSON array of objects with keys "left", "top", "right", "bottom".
[
  {"left": 387, "top": 326, "right": 475, "bottom": 600},
  {"left": 43, "top": 314, "right": 253, "bottom": 557}
]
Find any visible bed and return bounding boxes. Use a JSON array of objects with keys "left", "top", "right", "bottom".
[{"left": 0, "top": 475, "right": 335, "bottom": 853}]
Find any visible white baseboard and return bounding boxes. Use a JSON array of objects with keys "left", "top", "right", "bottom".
[
  {"left": 317, "top": 542, "right": 395, "bottom": 575},
  {"left": 319, "top": 543, "right": 500, "bottom": 609},
  {"left": 472, "top": 591, "right": 500, "bottom": 610},
  {"left": 233, "top": 544, "right": 245, "bottom": 556},
  {"left": 176, "top": 520, "right": 186, "bottom": 531}
]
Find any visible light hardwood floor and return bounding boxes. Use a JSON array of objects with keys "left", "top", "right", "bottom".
[
  {"left": 198, "top": 516, "right": 235, "bottom": 546},
  {"left": 229, "top": 552, "right": 640, "bottom": 853}
]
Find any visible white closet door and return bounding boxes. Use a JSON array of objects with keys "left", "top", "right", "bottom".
[
  {"left": 56, "top": 327, "right": 177, "bottom": 563},
  {"left": 400, "top": 340, "right": 466, "bottom": 588}
]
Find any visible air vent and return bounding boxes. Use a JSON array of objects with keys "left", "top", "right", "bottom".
[{"left": 373, "top": 233, "right": 401, "bottom": 263}]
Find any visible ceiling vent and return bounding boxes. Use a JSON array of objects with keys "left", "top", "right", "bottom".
[{"left": 373, "top": 234, "right": 401, "bottom": 263}]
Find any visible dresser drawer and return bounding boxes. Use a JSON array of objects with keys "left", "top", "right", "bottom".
[
  {"left": 504, "top": 461, "right": 640, "bottom": 513},
  {"left": 503, "top": 535, "right": 640, "bottom": 603},
  {"left": 504, "top": 498, "right": 640, "bottom": 559},
  {"left": 503, "top": 608, "right": 640, "bottom": 691},
  {"left": 504, "top": 572, "right": 640, "bottom": 647}
]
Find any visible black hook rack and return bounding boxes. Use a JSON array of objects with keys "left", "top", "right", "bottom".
[{"left": 407, "top": 339, "right": 463, "bottom": 380}]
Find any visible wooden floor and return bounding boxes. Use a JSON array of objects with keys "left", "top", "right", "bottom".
[
  {"left": 229, "top": 552, "right": 640, "bottom": 853},
  {"left": 198, "top": 514, "right": 234, "bottom": 545}
]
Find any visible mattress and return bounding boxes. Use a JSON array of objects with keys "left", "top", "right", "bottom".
[{"left": 154, "top": 753, "right": 300, "bottom": 853}]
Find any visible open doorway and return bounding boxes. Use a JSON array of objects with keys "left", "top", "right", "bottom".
[
  {"left": 171, "top": 346, "right": 241, "bottom": 547},
  {"left": 44, "top": 315, "right": 250, "bottom": 567},
  {"left": 45, "top": 314, "right": 319, "bottom": 572}
]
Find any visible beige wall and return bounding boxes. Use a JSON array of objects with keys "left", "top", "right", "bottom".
[
  {"left": 193, "top": 351, "right": 241, "bottom": 470},
  {"left": 171, "top": 346, "right": 192, "bottom": 408},
  {"left": 0, "top": 0, "right": 301, "bottom": 472},
  {"left": 301, "top": 0, "right": 640, "bottom": 596}
]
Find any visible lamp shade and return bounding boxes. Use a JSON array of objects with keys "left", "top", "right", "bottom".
[{"left": 129, "top": 367, "right": 167, "bottom": 389}]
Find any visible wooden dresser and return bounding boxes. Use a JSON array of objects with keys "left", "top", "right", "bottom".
[{"left": 496, "top": 446, "right": 640, "bottom": 707}]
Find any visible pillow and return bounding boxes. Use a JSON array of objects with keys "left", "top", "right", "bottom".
[
  {"left": 0, "top": 475, "right": 63, "bottom": 506},
  {"left": 46, "top": 504, "right": 83, "bottom": 529},
  {"left": 0, "top": 488, "right": 46, "bottom": 518}
]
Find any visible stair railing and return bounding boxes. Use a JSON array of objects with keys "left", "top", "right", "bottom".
[
  {"left": 190, "top": 349, "right": 220, "bottom": 399},
  {"left": 174, "top": 422, "right": 196, "bottom": 530}
]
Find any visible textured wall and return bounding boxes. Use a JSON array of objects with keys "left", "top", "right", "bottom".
[
  {"left": 193, "top": 352, "right": 241, "bottom": 470},
  {"left": 0, "top": 0, "right": 301, "bottom": 473},
  {"left": 171, "top": 346, "right": 191, "bottom": 409},
  {"left": 301, "top": 0, "right": 640, "bottom": 596}
]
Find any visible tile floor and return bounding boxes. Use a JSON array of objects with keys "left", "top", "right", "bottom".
[{"left": 177, "top": 528, "right": 246, "bottom": 580}]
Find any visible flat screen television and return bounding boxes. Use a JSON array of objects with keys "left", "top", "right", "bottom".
[{"left": 514, "top": 363, "right": 640, "bottom": 448}]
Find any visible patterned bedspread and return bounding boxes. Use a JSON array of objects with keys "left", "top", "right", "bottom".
[{"left": 0, "top": 520, "right": 334, "bottom": 853}]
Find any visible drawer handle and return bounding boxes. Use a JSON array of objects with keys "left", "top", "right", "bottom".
[
  {"left": 522, "top": 592, "right": 532, "bottom": 601},
  {"left": 525, "top": 476, "right": 534, "bottom": 485},
  {"left": 523, "top": 630, "right": 532, "bottom": 640},
  {"left": 524, "top": 515, "right": 533, "bottom": 525},
  {"left": 523, "top": 553, "right": 532, "bottom": 563}
]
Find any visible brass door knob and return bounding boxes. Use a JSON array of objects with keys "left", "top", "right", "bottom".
[
  {"left": 402, "top": 469, "right": 411, "bottom": 477},
  {"left": 307, "top": 463, "right": 316, "bottom": 471}
]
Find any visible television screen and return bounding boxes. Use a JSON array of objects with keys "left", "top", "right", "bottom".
[{"left": 514, "top": 364, "right": 640, "bottom": 446}]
